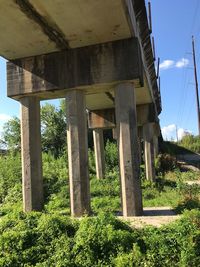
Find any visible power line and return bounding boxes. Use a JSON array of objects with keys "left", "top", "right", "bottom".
[{"left": 192, "top": 36, "right": 200, "bottom": 136}]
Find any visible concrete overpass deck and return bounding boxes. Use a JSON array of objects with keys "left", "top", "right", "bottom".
[{"left": 0, "top": 0, "right": 161, "bottom": 114}]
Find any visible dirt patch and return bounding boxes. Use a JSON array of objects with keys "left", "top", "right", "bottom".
[
  {"left": 184, "top": 180, "right": 200, "bottom": 185},
  {"left": 119, "top": 207, "right": 180, "bottom": 228}
]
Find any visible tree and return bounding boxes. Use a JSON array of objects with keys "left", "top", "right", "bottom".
[
  {"left": 1, "top": 101, "right": 66, "bottom": 157},
  {"left": 1, "top": 116, "right": 21, "bottom": 152},
  {"left": 41, "top": 101, "right": 66, "bottom": 157}
]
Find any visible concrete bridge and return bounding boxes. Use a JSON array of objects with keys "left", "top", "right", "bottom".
[{"left": 0, "top": 0, "right": 161, "bottom": 217}]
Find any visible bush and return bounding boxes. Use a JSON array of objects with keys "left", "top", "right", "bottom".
[
  {"left": 72, "top": 213, "right": 136, "bottom": 267},
  {"left": 105, "top": 141, "right": 118, "bottom": 171},
  {"left": 0, "top": 153, "right": 21, "bottom": 204},
  {"left": 155, "top": 153, "right": 178, "bottom": 173},
  {"left": 1, "top": 144, "right": 200, "bottom": 266}
]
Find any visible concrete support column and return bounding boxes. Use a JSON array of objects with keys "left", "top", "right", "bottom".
[
  {"left": 112, "top": 128, "right": 118, "bottom": 140},
  {"left": 20, "top": 96, "right": 43, "bottom": 212},
  {"left": 153, "top": 135, "right": 159, "bottom": 157},
  {"left": 115, "top": 83, "right": 143, "bottom": 217},
  {"left": 93, "top": 129, "right": 105, "bottom": 179},
  {"left": 143, "top": 124, "right": 155, "bottom": 182},
  {"left": 138, "top": 126, "right": 143, "bottom": 164},
  {"left": 66, "top": 90, "right": 90, "bottom": 217}
]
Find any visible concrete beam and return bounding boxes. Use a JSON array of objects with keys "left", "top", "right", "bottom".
[
  {"left": 143, "top": 123, "right": 155, "bottom": 182},
  {"left": 66, "top": 90, "right": 90, "bottom": 217},
  {"left": 137, "top": 103, "right": 156, "bottom": 126},
  {"left": 93, "top": 129, "right": 105, "bottom": 179},
  {"left": 115, "top": 83, "right": 143, "bottom": 217},
  {"left": 7, "top": 38, "right": 143, "bottom": 99},
  {"left": 20, "top": 96, "right": 43, "bottom": 211},
  {"left": 88, "top": 103, "right": 157, "bottom": 129},
  {"left": 88, "top": 109, "right": 116, "bottom": 129},
  {"left": 125, "top": 0, "right": 162, "bottom": 115}
]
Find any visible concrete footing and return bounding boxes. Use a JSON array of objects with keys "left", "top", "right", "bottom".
[
  {"left": 115, "top": 83, "right": 143, "bottom": 216},
  {"left": 20, "top": 96, "right": 43, "bottom": 212},
  {"left": 66, "top": 90, "right": 90, "bottom": 217}
]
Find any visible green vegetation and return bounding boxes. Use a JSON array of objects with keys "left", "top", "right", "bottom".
[
  {"left": 1, "top": 103, "right": 200, "bottom": 266},
  {"left": 0, "top": 144, "right": 200, "bottom": 266},
  {"left": 179, "top": 135, "right": 200, "bottom": 153},
  {"left": 161, "top": 135, "right": 200, "bottom": 155},
  {"left": 1, "top": 208, "right": 200, "bottom": 266}
]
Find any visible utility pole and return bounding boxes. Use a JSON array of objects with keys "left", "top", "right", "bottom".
[{"left": 192, "top": 36, "right": 200, "bottom": 136}]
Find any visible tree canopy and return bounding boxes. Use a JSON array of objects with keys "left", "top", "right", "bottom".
[{"left": 1, "top": 100, "right": 66, "bottom": 157}]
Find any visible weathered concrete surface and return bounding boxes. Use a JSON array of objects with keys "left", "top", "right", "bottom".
[
  {"left": 143, "top": 123, "right": 156, "bottom": 182},
  {"left": 88, "top": 109, "right": 116, "bottom": 129},
  {"left": 7, "top": 38, "right": 143, "bottom": 100},
  {"left": 0, "top": 0, "right": 132, "bottom": 59},
  {"left": 137, "top": 104, "right": 157, "bottom": 126},
  {"left": 66, "top": 90, "right": 90, "bottom": 217},
  {"left": 3, "top": 0, "right": 161, "bottom": 116},
  {"left": 112, "top": 128, "right": 118, "bottom": 140},
  {"left": 3, "top": 0, "right": 162, "bottom": 218},
  {"left": 115, "top": 83, "right": 143, "bottom": 217},
  {"left": 20, "top": 96, "right": 43, "bottom": 211},
  {"left": 88, "top": 104, "right": 158, "bottom": 129},
  {"left": 93, "top": 129, "right": 105, "bottom": 179}
]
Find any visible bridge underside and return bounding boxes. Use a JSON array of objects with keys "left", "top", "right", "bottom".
[{"left": 0, "top": 0, "right": 162, "bottom": 217}]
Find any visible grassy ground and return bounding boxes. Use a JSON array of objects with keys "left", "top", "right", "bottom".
[{"left": 0, "top": 148, "right": 200, "bottom": 266}]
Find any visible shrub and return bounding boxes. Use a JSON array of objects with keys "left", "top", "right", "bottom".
[
  {"left": 72, "top": 213, "right": 136, "bottom": 267},
  {"left": 155, "top": 153, "right": 178, "bottom": 173},
  {"left": 0, "top": 153, "right": 21, "bottom": 204},
  {"left": 105, "top": 141, "right": 118, "bottom": 171}
]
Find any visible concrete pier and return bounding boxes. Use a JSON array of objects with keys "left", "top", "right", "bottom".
[
  {"left": 93, "top": 129, "right": 105, "bottom": 179},
  {"left": 66, "top": 90, "right": 90, "bottom": 217},
  {"left": 20, "top": 96, "right": 43, "bottom": 212},
  {"left": 153, "top": 136, "right": 159, "bottom": 157},
  {"left": 143, "top": 123, "right": 156, "bottom": 182},
  {"left": 115, "top": 83, "right": 143, "bottom": 216}
]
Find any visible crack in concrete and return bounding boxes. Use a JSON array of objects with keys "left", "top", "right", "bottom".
[{"left": 15, "top": 0, "right": 69, "bottom": 50}]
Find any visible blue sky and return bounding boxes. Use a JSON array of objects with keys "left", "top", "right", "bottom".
[
  {"left": 0, "top": 1, "right": 200, "bottom": 140},
  {"left": 150, "top": 0, "right": 200, "bottom": 140}
]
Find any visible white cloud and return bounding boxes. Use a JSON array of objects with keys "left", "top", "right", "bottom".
[
  {"left": 177, "top": 128, "right": 191, "bottom": 141},
  {"left": 0, "top": 114, "right": 11, "bottom": 121},
  {"left": 161, "top": 124, "right": 192, "bottom": 141},
  {"left": 175, "top": 58, "right": 189, "bottom": 68},
  {"left": 0, "top": 114, "right": 12, "bottom": 139},
  {"left": 161, "top": 124, "right": 176, "bottom": 140},
  {"left": 160, "top": 58, "right": 190, "bottom": 71},
  {"left": 160, "top": 60, "right": 174, "bottom": 70}
]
